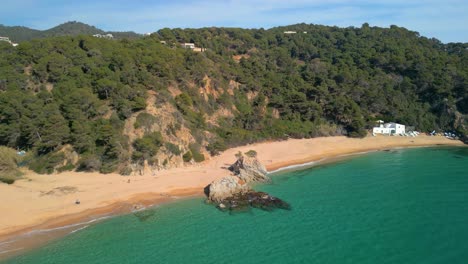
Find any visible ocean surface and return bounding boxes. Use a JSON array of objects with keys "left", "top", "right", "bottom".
[{"left": 2, "top": 146, "right": 468, "bottom": 264}]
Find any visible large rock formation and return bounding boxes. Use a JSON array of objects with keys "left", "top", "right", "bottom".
[
  {"left": 228, "top": 152, "right": 269, "bottom": 183},
  {"left": 205, "top": 151, "right": 289, "bottom": 211},
  {"left": 205, "top": 175, "right": 250, "bottom": 203}
]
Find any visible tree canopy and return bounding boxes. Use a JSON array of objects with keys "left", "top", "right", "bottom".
[{"left": 0, "top": 23, "right": 466, "bottom": 174}]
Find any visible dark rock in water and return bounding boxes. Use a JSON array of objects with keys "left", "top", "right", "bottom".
[
  {"left": 216, "top": 191, "right": 290, "bottom": 212},
  {"left": 133, "top": 209, "right": 156, "bottom": 222}
]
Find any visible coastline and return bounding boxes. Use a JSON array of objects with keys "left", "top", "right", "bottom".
[{"left": 0, "top": 135, "right": 465, "bottom": 260}]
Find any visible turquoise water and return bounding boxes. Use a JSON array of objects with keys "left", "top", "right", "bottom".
[{"left": 3, "top": 147, "right": 468, "bottom": 264}]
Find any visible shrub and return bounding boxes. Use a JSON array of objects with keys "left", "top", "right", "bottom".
[
  {"left": 189, "top": 143, "right": 205, "bottom": 163},
  {"left": 0, "top": 146, "right": 22, "bottom": 184},
  {"left": 207, "top": 140, "right": 227, "bottom": 156},
  {"left": 119, "top": 166, "right": 133, "bottom": 176},
  {"left": 100, "top": 162, "right": 118, "bottom": 174},
  {"left": 175, "top": 93, "right": 193, "bottom": 107},
  {"left": 134, "top": 113, "right": 158, "bottom": 130},
  {"left": 245, "top": 150, "right": 257, "bottom": 158},
  {"left": 57, "top": 164, "right": 75, "bottom": 173},
  {"left": 182, "top": 151, "right": 192, "bottom": 162},
  {"left": 192, "top": 151, "right": 205, "bottom": 162},
  {"left": 0, "top": 177, "right": 15, "bottom": 184},
  {"left": 0, "top": 147, "right": 22, "bottom": 178},
  {"left": 132, "top": 132, "right": 163, "bottom": 162},
  {"left": 28, "top": 152, "right": 66, "bottom": 174},
  {"left": 77, "top": 155, "right": 102, "bottom": 172},
  {"left": 165, "top": 142, "right": 182, "bottom": 155}
]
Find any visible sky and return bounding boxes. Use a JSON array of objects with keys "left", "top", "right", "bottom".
[{"left": 1, "top": 0, "right": 467, "bottom": 43}]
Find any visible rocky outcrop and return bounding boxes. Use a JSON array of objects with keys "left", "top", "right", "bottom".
[
  {"left": 228, "top": 152, "right": 269, "bottom": 183},
  {"left": 205, "top": 151, "right": 289, "bottom": 212},
  {"left": 217, "top": 191, "right": 290, "bottom": 212},
  {"left": 205, "top": 176, "right": 250, "bottom": 203}
]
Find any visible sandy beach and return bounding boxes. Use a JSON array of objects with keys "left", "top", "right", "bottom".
[{"left": 0, "top": 135, "right": 464, "bottom": 258}]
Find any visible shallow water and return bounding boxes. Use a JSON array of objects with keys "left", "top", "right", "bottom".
[{"left": 3, "top": 147, "right": 468, "bottom": 264}]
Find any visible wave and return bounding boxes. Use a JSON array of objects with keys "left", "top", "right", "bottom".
[
  {"left": 0, "top": 215, "right": 113, "bottom": 249},
  {"left": 268, "top": 150, "right": 381, "bottom": 175},
  {"left": 69, "top": 225, "right": 89, "bottom": 234},
  {"left": 25, "top": 215, "right": 113, "bottom": 236},
  {"left": 268, "top": 159, "right": 325, "bottom": 174}
]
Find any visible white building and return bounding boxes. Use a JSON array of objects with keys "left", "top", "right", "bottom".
[
  {"left": 284, "top": 31, "right": 297, "bottom": 34},
  {"left": 93, "top": 34, "right": 114, "bottom": 39},
  {"left": 0, "top": 36, "right": 18, "bottom": 47},
  {"left": 181, "top": 43, "right": 195, "bottom": 49},
  {"left": 373, "top": 121, "right": 405, "bottom": 135}
]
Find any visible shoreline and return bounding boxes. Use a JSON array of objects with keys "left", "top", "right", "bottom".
[
  {"left": 0, "top": 135, "right": 465, "bottom": 260},
  {"left": 267, "top": 144, "right": 444, "bottom": 174},
  {"left": 0, "top": 188, "right": 202, "bottom": 260}
]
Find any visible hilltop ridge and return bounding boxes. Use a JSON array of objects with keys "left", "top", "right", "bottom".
[{"left": 0, "top": 21, "right": 141, "bottom": 42}]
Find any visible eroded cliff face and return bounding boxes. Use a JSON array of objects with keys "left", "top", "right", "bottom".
[
  {"left": 205, "top": 152, "right": 289, "bottom": 211},
  {"left": 123, "top": 90, "right": 204, "bottom": 175}
]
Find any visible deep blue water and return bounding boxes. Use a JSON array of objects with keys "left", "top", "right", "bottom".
[{"left": 3, "top": 147, "right": 468, "bottom": 264}]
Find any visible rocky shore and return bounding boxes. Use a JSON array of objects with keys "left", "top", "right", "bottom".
[{"left": 204, "top": 151, "right": 290, "bottom": 211}]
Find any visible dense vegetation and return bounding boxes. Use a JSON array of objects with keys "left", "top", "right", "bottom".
[
  {"left": 0, "top": 21, "right": 141, "bottom": 42},
  {"left": 0, "top": 23, "right": 466, "bottom": 175},
  {"left": 0, "top": 146, "right": 23, "bottom": 184}
]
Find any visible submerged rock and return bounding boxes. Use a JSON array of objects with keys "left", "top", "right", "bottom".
[{"left": 221, "top": 191, "right": 290, "bottom": 212}]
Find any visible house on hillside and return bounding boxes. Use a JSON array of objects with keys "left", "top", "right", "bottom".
[
  {"left": 373, "top": 120, "right": 406, "bottom": 135},
  {"left": 284, "top": 31, "right": 297, "bottom": 34},
  {"left": 193, "top": 47, "right": 207, "bottom": 52},
  {"left": 181, "top": 43, "right": 195, "bottom": 49},
  {"left": 0, "top": 36, "right": 18, "bottom": 47},
  {"left": 93, "top": 34, "right": 114, "bottom": 39}
]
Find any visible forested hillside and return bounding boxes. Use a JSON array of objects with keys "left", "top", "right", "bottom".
[
  {"left": 0, "top": 21, "right": 141, "bottom": 42},
  {"left": 0, "top": 23, "right": 466, "bottom": 176}
]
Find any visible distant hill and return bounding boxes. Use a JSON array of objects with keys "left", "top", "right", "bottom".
[{"left": 0, "top": 21, "right": 141, "bottom": 42}]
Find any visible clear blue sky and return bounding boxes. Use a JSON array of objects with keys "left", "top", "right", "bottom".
[{"left": 1, "top": 0, "right": 467, "bottom": 43}]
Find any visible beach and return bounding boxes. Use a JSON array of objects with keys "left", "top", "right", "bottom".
[{"left": 0, "top": 135, "right": 464, "bottom": 258}]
